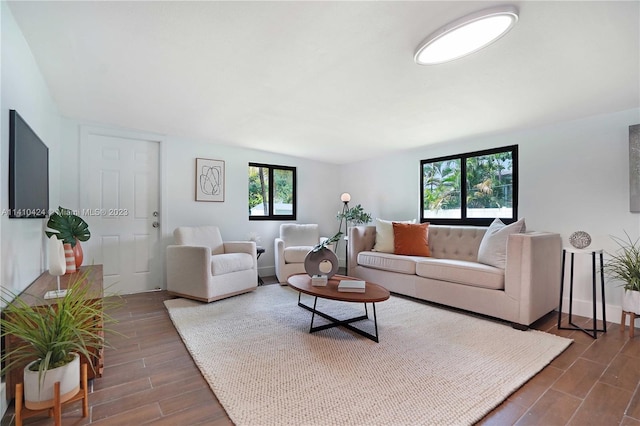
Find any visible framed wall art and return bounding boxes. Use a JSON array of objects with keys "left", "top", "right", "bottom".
[{"left": 196, "top": 158, "right": 225, "bottom": 202}]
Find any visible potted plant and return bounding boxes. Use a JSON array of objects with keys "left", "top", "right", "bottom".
[
  {"left": 45, "top": 206, "right": 91, "bottom": 269},
  {"left": 604, "top": 231, "right": 640, "bottom": 314},
  {"left": 0, "top": 269, "right": 120, "bottom": 409},
  {"left": 336, "top": 204, "right": 372, "bottom": 226}
]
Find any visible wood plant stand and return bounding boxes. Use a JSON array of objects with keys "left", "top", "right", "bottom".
[
  {"left": 621, "top": 310, "right": 637, "bottom": 338},
  {"left": 15, "top": 363, "right": 89, "bottom": 426}
]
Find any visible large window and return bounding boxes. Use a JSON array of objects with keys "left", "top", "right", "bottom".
[
  {"left": 249, "top": 163, "right": 296, "bottom": 220},
  {"left": 420, "top": 145, "right": 518, "bottom": 226}
]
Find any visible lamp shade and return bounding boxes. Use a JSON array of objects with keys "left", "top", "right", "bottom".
[
  {"left": 48, "top": 235, "right": 66, "bottom": 276},
  {"left": 340, "top": 193, "right": 351, "bottom": 203}
]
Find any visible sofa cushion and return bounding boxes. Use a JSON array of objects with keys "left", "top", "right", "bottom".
[
  {"left": 393, "top": 222, "right": 431, "bottom": 256},
  {"left": 477, "top": 218, "right": 526, "bottom": 269},
  {"left": 210, "top": 253, "right": 254, "bottom": 276},
  {"left": 283, "top": 246, "right": 312, "bottom": 263},
  {"left": 372, "top": 218, "right": 416, "bottom": 253},
  {"left": 357, "top": 251, "right": 417, "bottom": 275},
  {"left": 415, "top": 258, "right": 505, "bottom": 290}
]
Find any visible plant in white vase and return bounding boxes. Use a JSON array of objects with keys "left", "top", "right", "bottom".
[
  {"left": 0, "top": 270, "right": 121, "bottom": 409},
  {"left": 604, "top": 231, "right": 640, "bottom": 314}
]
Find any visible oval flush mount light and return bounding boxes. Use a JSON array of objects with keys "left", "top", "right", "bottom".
[{"left": 414, "top": 5, "right": 519, "bottom": 65}]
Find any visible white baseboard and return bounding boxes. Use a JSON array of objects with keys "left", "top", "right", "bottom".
[
  {"left": 559, "top": 297, "right": 621, "bottom": 325},
  {"left": 258, "top": 266, "right": 275, "bottom": 278}
]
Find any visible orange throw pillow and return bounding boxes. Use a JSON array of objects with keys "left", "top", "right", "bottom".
[{"left": 392, "top": 222, "right": 430, "bottom": 256}]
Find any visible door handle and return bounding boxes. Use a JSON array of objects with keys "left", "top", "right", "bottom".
[{"left": 152, "top": 222, "right": 160, "bottom": 228}]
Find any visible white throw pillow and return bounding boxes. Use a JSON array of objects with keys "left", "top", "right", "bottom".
[
  {"left": 372, "top": 218, "right": 416, "bottom": 253},
  {"left": 477, "top": 218, "right": 526, "bottom": 269}
]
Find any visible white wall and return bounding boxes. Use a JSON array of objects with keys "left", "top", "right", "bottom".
[
  {"left": 59, "top": 121, "right": 341, "bottom": 280},
  {"left": 0, "top": 1, "right": 62, "bottom": 417},
  {"left": 340, "top": 108, "right": 640, "bottom": 322}
]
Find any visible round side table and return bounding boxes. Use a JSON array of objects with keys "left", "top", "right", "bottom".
[{"left": 557, "top": 246, "right": 606, "bottom": 338}]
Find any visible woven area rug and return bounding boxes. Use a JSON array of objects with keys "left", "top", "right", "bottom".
[{"left": 164, "top": 285, "right": 571, "bottom": 426}]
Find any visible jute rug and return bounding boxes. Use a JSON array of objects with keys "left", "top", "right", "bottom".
[{"left": 164, "top": 285, "right": 571, "bottom": 426}]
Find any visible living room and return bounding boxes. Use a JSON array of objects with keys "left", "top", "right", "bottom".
[{"left": 1, "top": 0, "right": 639, "bottom": 424}]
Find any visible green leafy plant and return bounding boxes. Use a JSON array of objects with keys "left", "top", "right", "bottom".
[
  {"left": 604, "top": 231, "right": 640, "bottom": 292},
  {"left": 336, "top": 204, "right": 372, "bottom": 226},
  {"left": 0, "top": 269, "right": 121, "bottom": 390},
  {"left": 45, "top": 206, "right": 90, "bottom": 247},
  {"left": 312, "top": 231, "right": 343, "bottom": 253}
]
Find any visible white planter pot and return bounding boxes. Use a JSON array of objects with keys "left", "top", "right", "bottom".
[
  {"left": 622, "top": 289, "right": 640, "bottom": 315},
  {"left": 23, "top": 353, "right": 80, "bottom": 410}
]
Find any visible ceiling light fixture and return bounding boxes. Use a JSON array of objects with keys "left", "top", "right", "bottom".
[{"left": 414, "top": 5, "right": 519, "bottom": 65}]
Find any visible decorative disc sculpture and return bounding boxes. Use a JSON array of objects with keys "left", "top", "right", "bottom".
[
  {"left": 304, "top": 231, "right": 342, "bottom": 279},
  {"left": 304, "top": 248, "right": 339, "bottom": 279}
]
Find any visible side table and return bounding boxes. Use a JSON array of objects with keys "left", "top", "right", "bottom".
[
  {"left": 256, "top": 246, "right": 265, "bottom": 286},
  {"left": 557, "top": 247, "right": 607, "bottom": 338}
]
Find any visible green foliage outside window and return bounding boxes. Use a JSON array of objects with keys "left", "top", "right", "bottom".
[
  {"left": 421, "top": 145, "right": 517, "bottom": 225},
  {"left": 249, "top": 163, "right": 296, "bottom": 219}
]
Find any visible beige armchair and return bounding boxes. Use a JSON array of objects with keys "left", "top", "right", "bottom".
[
  {"left": 166, "top": 226, "right": 257, "bottom": 302},
  {"left": 274, "top": 224, "right": 331, "bottom": 284}
]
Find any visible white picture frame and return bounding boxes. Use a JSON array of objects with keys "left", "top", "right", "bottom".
[{"left": 196, "top": 158, "right": 225, "bottom": 202}]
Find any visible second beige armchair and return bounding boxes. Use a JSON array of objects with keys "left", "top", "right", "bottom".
[{"left": 274, "top": 223, "right": 331, "bottom": 284}]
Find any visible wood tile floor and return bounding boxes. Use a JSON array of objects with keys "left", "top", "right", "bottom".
[{"left": 3, "top": 276, "right": 640, "bottom": 425}]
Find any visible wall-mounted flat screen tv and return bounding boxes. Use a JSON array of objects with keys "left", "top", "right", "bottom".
[{"left": 9, "top": 109, "right": 49, "bottom": 218}]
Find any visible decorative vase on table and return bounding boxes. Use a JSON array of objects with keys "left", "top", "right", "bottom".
[
  {"left": 64, "top": 243, "right": 76, "bottom": 274},
  {"left": 304, "top": 231, "right": 343, "bottom": 280},
  {"left": 304, "top": 247, "right": 339, "bottom": 279},
  {"left": 73, "top": 239, "right": 83, "bottom": 269}
]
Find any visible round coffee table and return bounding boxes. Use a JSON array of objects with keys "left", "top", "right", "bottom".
[{"left": 287, "top": 274, "right": 390, "bottom": 342}]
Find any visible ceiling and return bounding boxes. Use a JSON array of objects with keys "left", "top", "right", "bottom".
[{"left": 7, "top": 1, "right": 640, "bottom": 165}]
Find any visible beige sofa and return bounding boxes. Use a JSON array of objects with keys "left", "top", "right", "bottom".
[{"left": 347, "top": 224, "right": 562, "bottom": 328}]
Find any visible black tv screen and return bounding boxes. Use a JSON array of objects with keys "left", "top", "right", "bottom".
[{"left": 9, "top": 109, "right": 49, "bottom": 218}]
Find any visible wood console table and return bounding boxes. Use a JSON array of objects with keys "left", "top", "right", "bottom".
[{"left": 3, "top": 265, "right": 104, "bottom": 400}]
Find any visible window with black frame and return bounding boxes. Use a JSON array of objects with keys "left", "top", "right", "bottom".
[
  {"left": 249, "top": 163, "right": 296, "bottom": 220},
  {"left": 420, "top": 145, "right": 518, "bottom": 226}
]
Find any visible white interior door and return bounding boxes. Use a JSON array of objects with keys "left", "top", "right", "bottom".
[{"left": 80, "top": 128, "right": 161, "bottom": 294}]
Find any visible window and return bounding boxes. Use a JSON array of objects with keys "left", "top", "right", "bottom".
[
  {"left": 249, "top": 163, "right": 296, "bottom": 220},
  {"left": 420, "top": 145, "right": 518, "bottom": 226}
]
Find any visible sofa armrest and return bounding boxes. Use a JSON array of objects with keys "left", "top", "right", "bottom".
[
  {"left": 505, "top": 232, "right": 562, "bottom": 325},
  {"left": 166, "top": 245, "right": 211, "bottom": 293},
  {"left": 224, "top": 241, "right": 256, "bottom": 255},
  {"left": 347, "top": 226, "right": 376, "bottom": 276}
]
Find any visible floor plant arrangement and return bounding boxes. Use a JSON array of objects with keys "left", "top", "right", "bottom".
[
  {"left": 604, "top": 231, "right": 640, "bottom": 315},
  {"left": 0, "top": 269, "right": 120, "bottom": 409}
]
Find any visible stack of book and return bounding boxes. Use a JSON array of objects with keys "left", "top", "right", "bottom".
[{"left": 338, "top": 280, "right": 366, "bottom": 293}]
